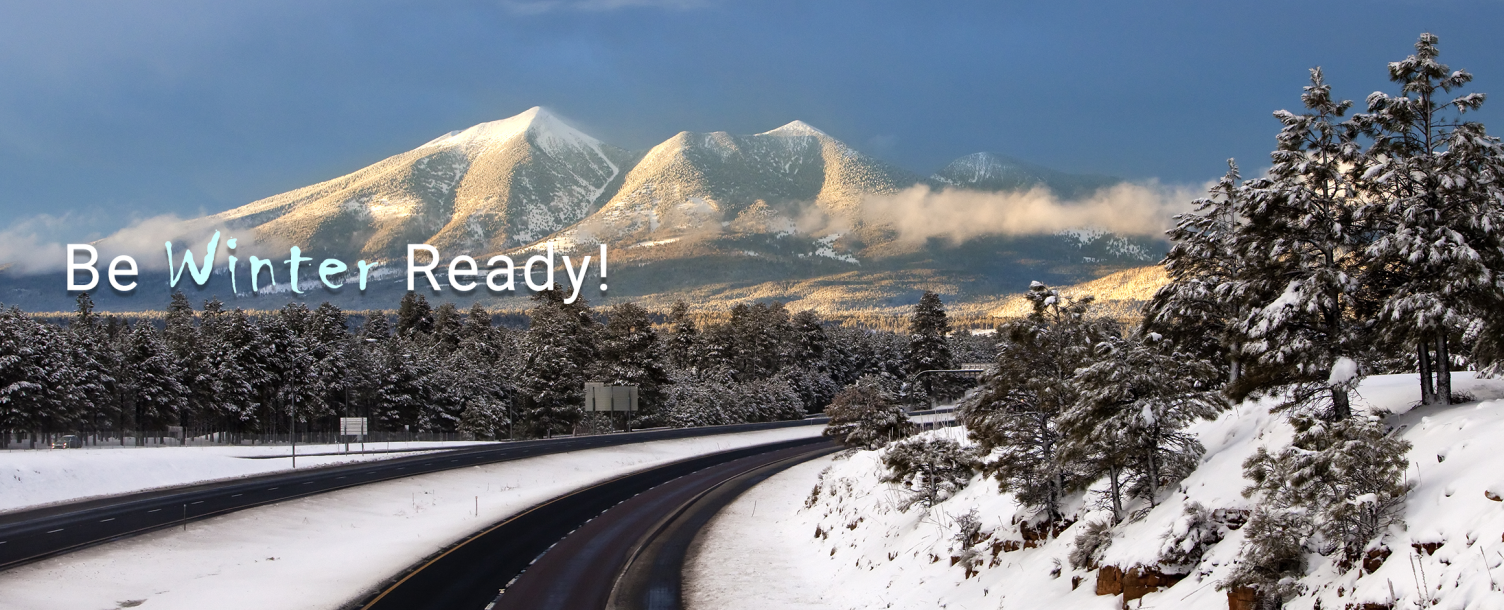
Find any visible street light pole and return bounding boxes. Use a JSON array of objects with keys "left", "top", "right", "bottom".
[{"left": 291, "top": 393, "right": 297, "bottom": 469}]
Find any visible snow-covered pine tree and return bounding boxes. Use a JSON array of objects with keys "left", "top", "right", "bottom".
[
  {"left": 205, "top": 308, "right": 264, "bottom": 437},
  {"left": 725, "top": 302, "right": 793, "bottom": 380},
  {"left": 64, "top": 294, "right": 114, "bottom": 440},
  {"left": 0, "top": 307, "right": 51, "bottom": 447},
  {"left": 307, "top": 302, "right": 353, "bottom": 420},
  {"left": 907, "top": 291, "right": 956, "bottom": 403},
  {"left": 822, "top": 383, "right": 913, "bottom": 450},
  {"left": 395, "top": 292, "right": 434, "bottom": 336},
  {"left": 518, "top": 288, "right": 598, "bottom": 437},
  {"left": 1240, "top": 413, "right": 1410, "bottom": 566},
  {"left": 1060, "top": 332, "right": 1220, "bottom": 521},
  {"left": 432, "top": 302, "right": 463, "bottom": 353},
  {"left": 1219, "top": 506, "right": 1312, "bottom": 608},
  {"left": 880, "top": 436, "right": 980, "bottom": 512},
  {"left": 1145, "top": 161, "right": 1253, "bottom": 390},
  {"left": 361, "top": 311, "right": 393, "bottom": 341},
  {"left": 960, "top": 282, "right": 1115, "bottom": 523},
  {"left": 665, "top": 301, "right": 701, "bottom": 373},
  {"left": 119, "top": 322, "right": 186, "bottom": 444},
  {"left": 598, "top": 302, "right": 669, "bottom": 418},
  {"left": 462, "top": 303, "right": 493, "bottom": 343},
  {"left": 1234, "top": 68, "right": 1370, "bottom": 420},
  {"left": 735, "top": 375, "right": 805, "bottom": 422},
  {"left": 162, "top": 292, "right": 210, "bottom": 434},
  {"left": 1354, "top": 33, "right": 1504, "bottom": 405},
  {"left": 372, "top": 332, "right": 427, "bottom": 432}
]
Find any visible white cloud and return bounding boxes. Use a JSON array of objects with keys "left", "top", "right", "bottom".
[{"left": 860, "top": 181, "right": 1203, "bottom": 244}]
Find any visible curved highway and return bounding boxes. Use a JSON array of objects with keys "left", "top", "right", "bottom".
[
  {"left": 0, "top": 418, "right": 824, "bottom": 571},
  {"left": 357, "top": 437, "right": 839, "bottom": 610}
]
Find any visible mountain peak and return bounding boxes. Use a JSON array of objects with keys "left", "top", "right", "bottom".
[
  {"left": 759, "top": 120, "right": 827, "bottom": 138},
  {"left": 422, "top": 106, "right": 600, "bottom": 151}
]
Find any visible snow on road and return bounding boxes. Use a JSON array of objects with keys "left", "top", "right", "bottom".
[
  {"left": 0, "top": 440, "right": 498, "bottom": 514},
  {"left": 0, "top": 426, "right": 823, "bottom": 610},
  {"left": 687, "top": 373, "right": 1504, "bottom": 610}
]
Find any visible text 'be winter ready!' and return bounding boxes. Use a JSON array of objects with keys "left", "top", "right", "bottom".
[{"left": 63, "top": 232, "right": 609, "bottom": 304}]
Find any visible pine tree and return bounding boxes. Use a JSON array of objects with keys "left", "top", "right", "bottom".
[
  {"left": 1355, "top": 33, "right": 1504, "bottom": 405},
  {"left": 396, "top": 293, "right": 434, "bottom": 336},
  {"left": 119, "top": 323, "right": 187, "bottom": 444},
  {"left": 1234, "top": 68, "right": 1369, "bottom": 420},
  {"left": 205, "top": 308, "right": 264, "bottom": 436},
  {"left": 822, "top": 384, "right": 912, "bottom": 450},
  {"left": 666, "top": 301, "right": 701, "bottom": 372},
  {"left": 598, "top": 302, "right": 669, "bottom": 415},
  {"left": 518, "top": 288, "right": 598, "bottom": 437},
  {"left": 880, "top": 437, "right": 980, "bottom": 512},
  {"left": 907, "top": 291, "right": 956, "bottom": 402},
  {"left": 462, "top": 303, "right": 493, "bottom": 342},
  {"left": 0, "top": 307, "right": 51, "bottom": 447},
  {"left": 432, "top": 302, "right": 463, "bottom": 353},
  {"left": 1145, "top": 161, "right": 1254, "bottom": 390},
  {"left": 1220, "top": 506, "right": 1312, "bottom": 607},
  {"left": 1060, "top": 333, "right": 1220, "bottom": 521},
  {"left": 960, "top": 282, "right": 1114, "bottom": 523},
  {"left": 1241, "top": 414, "right": 1410, "bottom": 565},
  {"left": 361, "top": 311, "right": 392, "bottom": 341},
  {"left": 373, "top": 334, "right": 427, "bottom": 431}
]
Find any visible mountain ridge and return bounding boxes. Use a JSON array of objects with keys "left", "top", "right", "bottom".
[{"left": 2, "top": 108, "right": 1170, "bottom": 316}]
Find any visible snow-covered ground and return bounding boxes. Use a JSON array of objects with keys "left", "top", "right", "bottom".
[
  {"left": 0, "top": 426, "right": 822, "bottom": 610},
  {"left": 687, "top": 373, "right": 1504, "bottom": 610},
  {"left": 0, "top": 440, "right": 499, "bottom": 514}
]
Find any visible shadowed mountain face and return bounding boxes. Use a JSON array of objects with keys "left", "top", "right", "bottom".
[{"left": 2, "top": 109, "right": 1167, "bottom": 315}]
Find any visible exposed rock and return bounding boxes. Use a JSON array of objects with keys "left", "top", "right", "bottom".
[
  {"left": 1363, "top": 545, "right": 1392, "bottom": 574},
  {"left": 1226, "top": 586, "right": 1259, "bottom": 610}
]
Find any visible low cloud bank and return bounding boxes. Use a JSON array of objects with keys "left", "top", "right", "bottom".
[
  {"left": 0, "top": 214, "right": 239, "bottom": 274},
  {"left": 860, "top": 182, "right": 1200, "bottom": 244}
]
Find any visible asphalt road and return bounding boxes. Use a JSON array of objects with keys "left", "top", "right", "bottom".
[
  {"left": 0, "top": 418, "right": 824, "bottom": 572},
  {"left": 356, "top": 437, "right": 839, "bottom": 610},
  {"left": 607, "top": 441, "right": 838, "bottom": 610}
]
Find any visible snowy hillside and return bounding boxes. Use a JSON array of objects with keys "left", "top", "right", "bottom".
[
  {"left": 0, "top": 440, "right": 494, "bottom": 513},
  {"left": 687, "top": 373, "right": 1504, "bottom": 610}
]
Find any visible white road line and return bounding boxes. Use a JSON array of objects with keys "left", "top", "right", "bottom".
[
  {"left": 99, "top": 518, "right": 115, "bottom": 523},
  {"left": 46, "top": 528, "right": 63, "bottom": 534}
]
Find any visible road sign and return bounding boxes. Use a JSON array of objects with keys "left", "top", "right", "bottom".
[
  {"left": 340, "top": 417, "right": 368, "bottom": 436},
  {"left": 584, "top": 383, "right": 638, "bottom": 412}
]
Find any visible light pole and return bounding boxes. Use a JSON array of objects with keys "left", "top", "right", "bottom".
[{"left": 291, "top": 393, "right": 298, "bottom": 469}]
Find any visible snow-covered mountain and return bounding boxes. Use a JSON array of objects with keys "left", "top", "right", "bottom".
[
  {"left": 4, "top": 110, "right": 1170, "bottom": 314},
  {"left": 540, "top": 120, "right": 922, "bottom": 249},
  {"left": 208, "top": 107, "right": 636, "bottom": 261}
]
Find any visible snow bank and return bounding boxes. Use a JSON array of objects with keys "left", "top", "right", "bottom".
[
  {"left": 687, "top": 373, "right": 1504, "bottom": 610},
  {"left": 0, "top": 440, "right": 497, "bottom": 514},
  {"left": 0, "top": 426, "right": 822, "bottom": 610}
]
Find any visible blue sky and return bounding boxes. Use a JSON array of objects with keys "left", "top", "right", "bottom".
[{"left": 1, "top": 0, "right": 1501, "bottom": 237}]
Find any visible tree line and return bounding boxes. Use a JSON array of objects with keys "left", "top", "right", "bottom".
[{"left": 0, "top": 284, "right": 995, "bottom": 448}]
